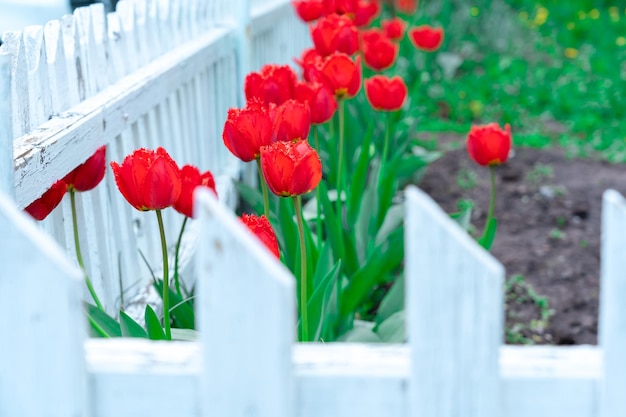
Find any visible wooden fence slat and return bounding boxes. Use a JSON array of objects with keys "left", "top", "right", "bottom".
[
  {"left": 405, "top": 186, "right": 504, "bottom": 417},
  {"left": 0, "top": 51, "right": 12, "bottom": 197},
  {"left": 599, "top": 189, "right": 626, "bottom": 417},
  {"left": 4, "top": 32, "right": 30, "bottom": 138},
  {"left": 195, "top": 188, "right": 295, "bottom": 417},
  {"left": 0, "top": 191, "right": 86, "bottom": 417}
]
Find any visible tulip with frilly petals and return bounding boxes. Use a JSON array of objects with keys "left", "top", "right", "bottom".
[
  {"left": 110, "top": 147, "right": 182, "bottom": 212},
  {"left": 466, "top": 123, "right": 512, "bottom": 167},
  {"left": 174, "top": 165, "right": 217, "bottom": 218},
  {"left": 295, "top": 81, "right": 337, "bottom": 124},
  {"left": 292, "top": 0, "right": 325, "bottom": 22},
  {"left": 260, "top": 139, "right": 322, "bottom": 197},
  {"left": 270, "top": 99, "right": 311, "bottom": 143},
  {"left": 310, "top": 14, "right": 359, "bottom": 57},
  {"left": 261, "top": 139, "right": 321, "bottom": 342},
  {"left": 63, "top": 146, "right": 107, "bottom": 192},
  {"left": 241, "top": 213, "right": 281, "bottom": 259},
  {"left": 409, "top": 25, "right": 444, "bottom": 52},
  {"left": 360, "top": 29, "right": 398, "bottom": 71},
  {"left": 223, "top": 100, "right": 273, "bottom": 162},
  {"left": 317, "top": 53, "right": 361, "bottom": 99},
  {"left": 24, "top": 180, "right": 67, "bottom": 221},
  {"left": 382, "top": 18, "right": 406, "bottom": 41},
  {"left": 365, "top": 75, "right": 407, "bottom": 111},
  {"left": 245, "top": 64, "right": 297, "bottom": 106}
]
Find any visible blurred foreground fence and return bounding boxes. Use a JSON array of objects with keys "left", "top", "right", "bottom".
[{"left": 1, "top": 0, "right": 626, "bottom": 416}]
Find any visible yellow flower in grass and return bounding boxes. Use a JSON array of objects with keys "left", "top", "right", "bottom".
[
  {"left": 589, "top": 9, "right": 600, "bottom": 19},
  {"left": 609, "top": 7, "right": 619, "bottom": 22},
  {"left": 617, "top": 37, "right": 626, "bottom": 47},
  {"left": 470, "top": 6, "right": 480, "bottom": 17},
  {"left": 533, "top": 7, "right": 548, "bottom": 26},
  {"left": 578, "top": 11, "right": 587, "bottom": 20},
  {"left": 567, "top": 22, "right": 575, "bottom": 30},
  {"left": 564, "top": 48, "right": 579, "bottom": 59}
]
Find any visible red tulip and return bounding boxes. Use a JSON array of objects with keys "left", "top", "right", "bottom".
[
  {"left": 241, "top": 213, "right": 280, "bottom": 259},
  {"left": 360, "top": 29, "right": 399, "bottom": 71},
  {"left": 353, "top": 0, "right": 380, "bottom": 26},
  {"left": 318, "top": 53, "right": 361, "bottom": 99},
  {"left": 110, "top": 147, "right": 182, "bottom": 211},
  {"left": 331, "top": 0, "right": 358, "bottom": 15},
  {"left": 310, "top": 13, "right": 359, "bottom": 57},
  {"left": 396, "top": 0, "right": 418, "bottom": 15},
  {"left": 245, "top": 65, "right": 297, "bottom": 106},
  {"left": 292, "top": 0, "right": 325, "bottom": 22},
  {"left": 409, "top": 25, "right": 444, "bottom": 52},
  {"left": 365, "top": 75, "right": 407, "bottom": 111},
  {"left": 466, "top": 123, "right": 512, "bottom": 166},
  {"left": 24, "top": 180, "right": 67, "bottom": 221},
  {"left": 260, "top": 140, "right": 322, "bottom": 197},
  {"left": 270, "top": 99, "right": 311, "bottom": 143},
  {"left": 294, "top": 81, "right": 337, "bottom": 124},
  {"left": 296, "top": 48, "right": 325, "bottom": 83},
  {"left": 174, "top": 165, "right": 217, "bottom": 218},
  {"left": 223, "top": 100, "right": 273, "bottom": 162},
  {"left": 382, "top": 18, "right": 406, "bottom": 41},
  {"left": 63, "top": 146, "right": 107, "bottom": 192}
]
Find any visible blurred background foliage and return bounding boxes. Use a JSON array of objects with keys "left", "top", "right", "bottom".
[{"left": 399, "top": 0, "right": 626, "bottom": 161}]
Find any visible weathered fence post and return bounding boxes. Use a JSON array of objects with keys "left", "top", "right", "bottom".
[
  {"left": 0, "top": 191, "right": 87, "bottom": 416},
  {"left": 196, "top": 188, "right": 295, "bottom": 417},
  {"left": 0, "top": 51, "right": 12, "bottom": 197},
  {"left": 405, "top": 186, "right": 504, "bottom": 417},
  {"left": 599, "top": 189, "right": 626, "bottom": 417}
]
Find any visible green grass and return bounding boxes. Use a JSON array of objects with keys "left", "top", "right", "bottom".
[{"left": 403, "top": 0, "right": 626, "bottom": 162}]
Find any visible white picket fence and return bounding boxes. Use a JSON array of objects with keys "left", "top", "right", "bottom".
[{"left": 1, "top": 0, "right": 625, "bottom": 416}]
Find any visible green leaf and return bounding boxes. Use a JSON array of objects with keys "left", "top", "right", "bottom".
[
  {"left": 337, "top": 321, "right": 382, "bottom": 343},
  {"left": 347, "top": 121, "right": 374, "bottom": 225},
  {"left": 278, "top": 197, "right": 299, "bottom": 274},
  {"left": 479, "top": 217, "right": 498, "bottom": 251},
  {"left": 340, "top": 227, "right": 404, "bottom": 319},
  {"left": 450, "top": 203, "right": 474, "bottom": 232},
  {"left": 85, "top": 303, "right": 121, "bottom": 338},
  {"left": 144, "top": 304, "right": 167, "bottom": 340},
  {"left": 153, "top": 280, "right": 195, "bottom": 329},
  {"left": 374, "top": 310, "right": 405, "bottom": 343},
  {"left": 235, "top": 181, "right": 265, "bottom": 215},
  {"left": 171, "top": 328, "right": 199, "bottom": 341},
  {"left": 307, "top": 260, "right": 341, "bottom": 341},
  {"left": 318, "top": 181, "right": 345, "bottom": 265},
  {"left": 119, "top": 311, "right": 148, "bottom": 338},
  {"left": 375, "top": 203, "right": 404, "bottom": 246},
  {"left": 354, "top": 178, "right": 378, "bottom": 263},
  {"left": 375, "top": 274, "right": 404, "bottom": 325}
]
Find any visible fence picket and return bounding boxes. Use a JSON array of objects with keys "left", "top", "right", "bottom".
[
  {"left": 196, "top": 188, "right": 295, "bottom": 417},
  {"left": 0, "top": 191, "right": 86, "bottom": 417},
  {"left": 599, "top": 189, "right": 626, "bottom": 417},
  {"left": 0, "top": 52, "right": 12, "bottom": 197},
  {"left": 406, "top": 186, "right": 503, "bottom": 417}
]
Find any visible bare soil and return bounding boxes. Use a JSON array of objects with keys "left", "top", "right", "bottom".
[{"left": 418, "top": 134, "right": 626, "bottom": 345}]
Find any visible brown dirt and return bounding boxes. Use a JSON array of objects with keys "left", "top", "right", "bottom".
[{"left": 418, "top": 134, "right": 626, "bottom": 345}]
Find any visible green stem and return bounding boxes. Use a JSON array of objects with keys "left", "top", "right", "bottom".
[
  {"left": 313, "top": 126, "right": 323, "bottom": 251},
  {"left": 487, "top": 165, "right": 496, "bottom": 226},
  {"left": 173, "top": 216, "right": 189, "bottom": 298},
  {"left": 155, "top": 210, "right": 172, "bottom": 340},
  {"left": 294, "top": 195, "right": 309, "bottom": 342},
  {"left": 377, "top": 111, "right": 392, "bottom": 192},
  {"left": 336, "top": 99, "right": 345, "bottom": 221},
  {"left": 257, "top": 158, "right": 271, "bottom": 218},
  {"left": 70, "top": 189, "right": 103, "bottom": 310}
]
